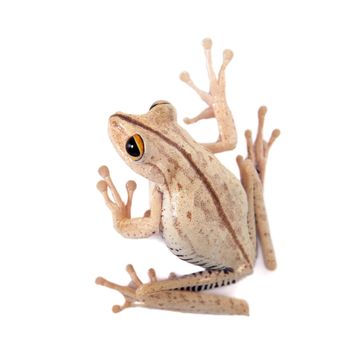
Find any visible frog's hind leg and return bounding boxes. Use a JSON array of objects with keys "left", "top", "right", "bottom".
[
  {"left": 96, "top": 265, "right": 250, "bottom": 315},
  {"left": 180, "top": 38, "right": 237, "bottom": 154},
  {"left": 141, "top": 290, "right": 249, "bottom": 315},
  {"left": 237, "top": 156, "right": 276, "bottom": 269},
  {"left": 236, "top": 156, "right": 257, "bottom": 253},
  {"left": 237, "top": 107, "right": 280, "bottom": 270},
  {"left": 183, "top": 106, "right": 214, "bottom": 125}
]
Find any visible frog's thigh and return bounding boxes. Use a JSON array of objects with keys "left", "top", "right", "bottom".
[{"left": 140, "top": 290, "right": 249, "bottom": 315}]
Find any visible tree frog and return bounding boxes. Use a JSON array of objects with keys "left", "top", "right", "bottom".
[{"left": 96, "top": 38, "right": 280, "bottom": 315}]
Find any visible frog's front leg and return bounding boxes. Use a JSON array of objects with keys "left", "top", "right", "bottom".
[
  {"left": 96, "top": 165, "right": 162, "bottom": 238},
  {"left": 180, "top": 38, "right": 237, "bottom": 154},
  {"left": 96, "top": 265, "right": 250, "bottom": 315}
]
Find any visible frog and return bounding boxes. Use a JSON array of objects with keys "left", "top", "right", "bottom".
[{"left": 95, "top": 38, "right": 280, "bottom": 315}]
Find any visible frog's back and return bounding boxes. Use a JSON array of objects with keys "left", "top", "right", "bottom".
[{"left": 160, "top": 126, "right": 254, "bottom": 270}]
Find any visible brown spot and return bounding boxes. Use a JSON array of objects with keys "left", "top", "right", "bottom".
[
  {"left": 196, "top": 199, "right": 212, "bottom": 217},
  {"left": 168, "top": 157, "right": 180, "bottom": 171},
  {"left": 187, "top": 211, "right": 192, "bottom": 221},
  {"left": 177, "top": 183, "right": 183, "bottom": 190}
]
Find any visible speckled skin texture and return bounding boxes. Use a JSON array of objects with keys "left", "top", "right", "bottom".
[{"left": 96, "top": 39, "right": 280, "bottom": 315}]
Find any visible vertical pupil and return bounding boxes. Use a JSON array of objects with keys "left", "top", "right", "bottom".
[{"left": 126, "top": 136, "right": 140, "bottom": 157}]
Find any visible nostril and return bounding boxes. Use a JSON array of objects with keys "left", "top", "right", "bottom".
[{"left": 109, "top": 113, "right": 127, "bottom": 127}]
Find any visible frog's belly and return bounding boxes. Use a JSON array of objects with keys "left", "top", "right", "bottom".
[{"left": 160, "top": 189, "right": 252, "bottom": 270}]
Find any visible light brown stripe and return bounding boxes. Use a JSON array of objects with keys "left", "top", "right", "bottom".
[{"left": 114, "top": 114, "right": 252, "bottom": 268}]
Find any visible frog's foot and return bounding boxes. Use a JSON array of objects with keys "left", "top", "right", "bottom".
[
  {"left": 179, "top": 71, "right": 213, "bottom": 107},
  {"left": 183, "top": 106, "right": 214, "bottom": 125},
  {"left": 97, "top": 265, "right": 249, "bottom": 315},
  {"left": 96, "top": 264, "right": 157, "bottom": 313},
  {"left": 244, "top": 107, "right": 280, "bottom": 185},
  {"left": 180, "top": 38, "right": 237, "bottom": 153},
  {"left": 179, "top": 38, "right": 233, "bottom": 113},
  {"left": 97, "top": 165, "right": 136, "bottom": 219},
  {"left": 95, "top": 276, "right": 136, "bottom": 313}
]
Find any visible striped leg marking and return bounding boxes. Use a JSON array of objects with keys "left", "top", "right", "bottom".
[{"left": 136, "top": 266, "right": 251, "bottom": 296}]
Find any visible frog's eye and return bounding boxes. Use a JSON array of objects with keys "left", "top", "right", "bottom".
[
  {"left": 149, "top": 100, "right": 170, "bottom": 110},
  {"left": 125, "top": 134, "right": 144, "bottom": 161}
]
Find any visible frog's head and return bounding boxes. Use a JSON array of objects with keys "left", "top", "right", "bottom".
[{"left": 108, "top": 101, "right": 178, "bottom": 184}]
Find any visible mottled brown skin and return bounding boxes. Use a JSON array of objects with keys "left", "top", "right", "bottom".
[{"left": 96, "top": 39, "right": 280, "bottom": 315}]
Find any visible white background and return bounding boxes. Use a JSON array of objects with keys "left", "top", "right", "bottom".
[{"left": 1, "top": 1, "right": 349, "bottom": 349}]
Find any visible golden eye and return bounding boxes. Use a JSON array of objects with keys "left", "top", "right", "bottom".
[{"left": 125, "top": 134, "right": 144, "bottom": 160}]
